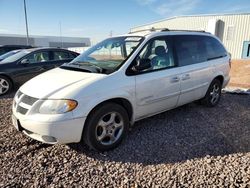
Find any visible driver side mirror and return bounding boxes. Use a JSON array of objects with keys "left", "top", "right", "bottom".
[
  {"left": 132, "top": 58, "right": 151, "bottom": 72},
  {"left": 20, "top": 59, "right": 29, "bottom": 64}
]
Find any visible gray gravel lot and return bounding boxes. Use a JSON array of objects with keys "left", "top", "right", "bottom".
[{"left": 0, "top": 93, "right": 249, "bottom": 187}]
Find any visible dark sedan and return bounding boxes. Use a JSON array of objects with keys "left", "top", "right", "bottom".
[{"left": 0, "top": 48, "right": 79, "bottom": 95}]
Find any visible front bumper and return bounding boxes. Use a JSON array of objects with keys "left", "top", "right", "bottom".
[{"left": 12, "top": 113, "right": 86, "bottom": 144}]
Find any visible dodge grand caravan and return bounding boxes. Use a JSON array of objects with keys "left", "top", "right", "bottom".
[{"left": 12, "top": 30, "right": 230, "bottom": 151}]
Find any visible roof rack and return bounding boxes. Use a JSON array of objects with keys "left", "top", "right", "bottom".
[
  {"left": 162, "top": 29, "right": 207, "bottom": 33},
  {"left": 129, "top": 27, "right": 208, "bottom": 34},
  {"left": 129, "top": 27, "right": 163, "bottom": 34}
]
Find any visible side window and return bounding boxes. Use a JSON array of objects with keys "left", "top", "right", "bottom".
[
  {"left": 53, "top": 51, "right": 70, "bottom": 60},
  {"left": 68, "top": 52, "right": 77, "bottom": 59},
  {"left": 125, "top": 41, "right": 139, "bottom": 56},
  {"left": 137, "top": 37, "right": 175, "bottom": 72},
  {"left": 25, "top": 51, "right": 49, "bottom": 63},
  {"left": 204, "top": 36, "right": 227, "bottom": 60},
  {"left": 175, "top": 35, "right": 207, "bottom": 66}
]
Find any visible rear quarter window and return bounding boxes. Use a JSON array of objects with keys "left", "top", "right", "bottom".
[
  {"left": 53, "top": 51, "right": 71, "bottom": 60},
  {"left": 69, "top": 52, "right": 78, "bottom": 58},
  {"left": 203, "top": 36, "right": 227, "bottom": 60}
]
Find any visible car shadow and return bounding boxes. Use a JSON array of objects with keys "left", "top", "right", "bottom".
[
  {"left": 70, "top": 94, "right": 250, "bottom": 165},
  {"left": 0, "top": 91, "right": 16, "bottom": 100}
]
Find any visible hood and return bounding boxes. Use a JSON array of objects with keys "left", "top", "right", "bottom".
[{"left": 20, "top": 68, "right": 105, "bottom": 98}]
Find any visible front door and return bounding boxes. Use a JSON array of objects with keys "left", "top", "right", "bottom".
[
  {"left": 133, "top": 36, "right": 181, "bottom": 119},
  {"left": 14, "top": 50, "right": 51, "bottom": 85}
]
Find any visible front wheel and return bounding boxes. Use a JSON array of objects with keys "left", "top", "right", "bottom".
[
  {"left": 202, "top": 79, "right": 222, "bottom": 107},
  {"left": 0, "top": 75, "right": 12, "bottom": 96},
  {"left": 82, "top": 103, "right": 129, "bottom": 151}
]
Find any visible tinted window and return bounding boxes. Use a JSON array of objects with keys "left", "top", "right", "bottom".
[
  {"left": 68, "top": 52, "right": 77, "bottom": 59},
  {"left": 137, "top": 37, "right": 175, "bottom": 72},
  {"left": 25, "top": 51, "right": 50, "bottom": 63},
  {"left": 175, "top": 35, "right": 207, "bottom": 66},
  {"left": 53, "top": 51, "right": 70, "bottom": 60},
  {"left": 203, "top": 36, "right": 227, "bottom": 60}
]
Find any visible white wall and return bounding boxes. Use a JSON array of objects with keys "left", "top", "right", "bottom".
[{"left": 131, "top": 13, "right": 250, "bottom": 59}]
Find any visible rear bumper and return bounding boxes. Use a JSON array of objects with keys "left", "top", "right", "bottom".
[
  {"left": 12, "top": 113, "right": 86, "bottom": 144},
  {"left": 223, "top": 75, "right": 230, "bottom": 88}
]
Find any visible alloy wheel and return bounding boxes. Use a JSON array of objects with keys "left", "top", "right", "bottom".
[
  {"left": 0, "top": 78, "right": 9, "bottom": 95},
  {"left": 95, "top": 112, "right": 124, "bottom": 146},
  {"left": 210, "top": 83, "right": 220, "bottom": 104}
]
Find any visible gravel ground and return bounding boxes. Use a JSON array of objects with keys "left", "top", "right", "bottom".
[{"left": 0, "top": 93, "right": 250, "bottom": 187}]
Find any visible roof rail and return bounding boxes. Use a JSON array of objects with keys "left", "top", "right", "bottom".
[
  {"left": 129, "top": 27, "right": 167, "bottom": 34},
  {"left": 162, "top": 29, "right": 208, "bottom": 33},
  {"left": 129, "top": 27, "right": 209, "bottom": 34}
]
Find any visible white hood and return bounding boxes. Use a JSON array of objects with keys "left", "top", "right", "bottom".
[{"left": 20, "top": 68, "right": 105, "bottom": 98}]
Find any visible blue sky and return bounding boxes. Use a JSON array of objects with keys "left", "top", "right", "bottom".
[{"left": 0, "top": 0, "right": 250, "bottom": 41}]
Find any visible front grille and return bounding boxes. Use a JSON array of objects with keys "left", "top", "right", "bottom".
[
  {"left": 16, "top": 91, "right": 23, "bottom": 98},
  {"left": 14, "top": 92, "right": 38, "bottom": 115},
  {"left": 21, "top": 95, "right": 38, "bottom": 106},
  {"left": 16, "top": 105, "right": 28, "bottom": 115}
]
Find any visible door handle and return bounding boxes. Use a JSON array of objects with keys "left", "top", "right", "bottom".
[
  {"left": 182, "top": 74, "right": 191, "bottom": 80},
  {"left": 171, "top": 76, "right": 180, "bottom": 83}
]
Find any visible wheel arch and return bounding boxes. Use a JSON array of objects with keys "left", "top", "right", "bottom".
[
  {"left": 213, "top": 75, "right": 224, "bottom": 85},
  {"left": 85, "top": 97, "right": 134, "bottom": 125},
  {"left": 0, "top": 73, "right": 14, "bottom": 86}
]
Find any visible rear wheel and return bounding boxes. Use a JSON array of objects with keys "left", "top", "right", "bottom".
[
  {"left": 0, "top": 75, "right": 12, "bottom": 96},
  {"left": 82, "top": 103, "right": 129, "bottom": 151},
  {"left": 202, "top": 79, "right": 222, "bottom": 107}
]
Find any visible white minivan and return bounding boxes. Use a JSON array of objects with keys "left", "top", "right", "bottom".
[{"left": 12, "top": 30, "right": 230, "bottom": 151}]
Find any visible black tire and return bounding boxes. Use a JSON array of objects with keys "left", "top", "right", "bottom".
[
  {"left": 82, "top": 102, "right": 129, "bottom": 151},
  {"left": 0, "top": 75, "right": 13, "bottom": 96},
  {"left": 202, "top": 79, "right": 222, "bottom": 107}
]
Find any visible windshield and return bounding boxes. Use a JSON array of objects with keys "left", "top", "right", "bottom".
[
  {"left": 1, "top": 50, "right": 30, "bottom": 63},
  {"left": 0, "top": 50, "right": 20, "bottom": 61},
  {"left": 62, "top": 36, "right": 144, "bottom": 74}
]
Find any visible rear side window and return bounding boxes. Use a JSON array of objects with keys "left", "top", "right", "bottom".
[
  {"left": 203, "top": 36, "right": 227, "bottom": 60},
  {"left": 174, "top": 35, "right": 207, "bottom": 66},
  {"left": 53, "top": 51, "right": 70, "bottom": 60},
  {"left": 68, "top": 52, "right": 77, "bottom": 58},
  {"left": 26, "top": 51, "right": 50, "bottom": 63}
]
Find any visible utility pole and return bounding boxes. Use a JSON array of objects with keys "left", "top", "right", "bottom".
[
  {"left": 59, "top": 22, "right": 63, "bottom": 48},
  {"left": 24, "top": 0, "right": 29, "bottom": 45}
]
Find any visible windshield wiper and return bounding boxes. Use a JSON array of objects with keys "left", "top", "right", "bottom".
[
  {"left": 61, "top": 61, "right": 103, "bottom": 73},
  {"left": 72, "top": 61, "right": 103, "bottom": 73}
]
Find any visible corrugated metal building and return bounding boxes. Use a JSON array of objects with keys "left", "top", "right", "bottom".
[
  {"left": 131, "top": 13, "right": 250, "bottom": 59},
  {"left": 0, "top": 34, "right": 91, "bottom": 48}
]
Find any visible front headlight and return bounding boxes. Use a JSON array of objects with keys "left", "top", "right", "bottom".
[{"left": 39, "top": 99, "right": 78, "bottom": 114}]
